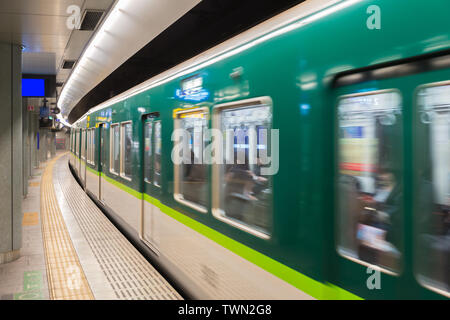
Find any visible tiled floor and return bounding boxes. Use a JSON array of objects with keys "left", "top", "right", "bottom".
[
  {"left": 0, "top": 152, "right": 181, "bottom": 300},
  {"left": 55, "top": 154, "right": 181, "bottom": 300},
  {"left": 0, "top": 163, "right": 50, "bottom": 300}
]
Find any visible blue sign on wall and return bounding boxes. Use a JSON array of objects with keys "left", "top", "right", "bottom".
[{"left": 22, "top": 79, "right": 45, "bottom": 97}]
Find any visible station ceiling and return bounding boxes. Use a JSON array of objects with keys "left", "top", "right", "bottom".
[
  {"left": 0, "top": 0, "right": 115, "bottom": 95},
  {"left": 0, "top": 0, "right": 306, "bottom": 123},
  {"left": 67, "top": 0, "right": 306, "bottom": 123}
]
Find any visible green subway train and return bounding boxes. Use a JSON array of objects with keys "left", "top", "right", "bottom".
[{"left": 68, "top": 0, "right": 450, "bottom": 299}]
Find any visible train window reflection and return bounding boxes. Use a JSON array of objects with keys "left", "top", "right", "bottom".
[
  {"left": 86, "top": 130, "right": 90, "bottom": 163},
  {"left": 81, "top": 130, "right": 86, "bottom": 160},
  {"left": 416, "top": 83, "right": 450, "bottom": 295},
  {"left": 144, "top": 122, "right": 153, "bottom": 183},
  {"left": 91, "top": 129, "right": 95, "bottom": 165},
  {"left": 76, "top": 131, "right": 79, "bottom": 156},
  {"left": 174, "top": 110, "right": 208, "bottom": 211},
  {"left": 154, "top": 121, "right": 162, "bottom": 187},
  {"left": 337, "top": 90, "right": 402, "bottom": 273},
  {"left": 213, "top": 102, "right": 273, "bottom": 238},
  {"left": 87, "top": 129, "right": 93, "bottom": 164},
  {"left": 121, "top": 122, "right": 133, "bottom": 180},
  {"left": 110, "top": 124, "right": 120, "bottom": 175}
]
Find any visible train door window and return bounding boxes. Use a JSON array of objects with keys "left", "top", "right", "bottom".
[
  {"left": 110, "top": 123, "right": 120, "bottom": 175},
  {"left": 144, "top": 122, "right": 153, "bottom": 183},
  {"left": 120, "top": 122, "right": 133, "bottom": 180},
  {"left": 154, "top": 121, "right": 162, "bottom": 187},
  {"left": 87, "top": 128, "right": 95, "bottom": 165},
  {"left": 86, "top": 130, "right": 91, "bottom": 164},
  {"left": 212, "top": 97, "right": 273, "bottom": 239},
  {"left": 86, "top": 129, "right": 91, "bottom": 163},
  {"left": 174, "top": 108, "right": 208, "bottom": 213},
  {"left": 415, "top": 82, "right": 450, "bottom": 296},
  {"left": 91, "top": 128, "right": 95, "bottom": 165},
  {"left": 76, "top": 130, "right": 79, "bottom": 156},
  {"left": 337, "top": 90, "right": 402, "bottom": 273},
  {"left": 81, "top": 130, "right": 86, "bottom": 161}
]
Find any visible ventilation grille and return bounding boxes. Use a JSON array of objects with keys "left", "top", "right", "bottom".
[
  {"left": 62, "top": 60, "right": 76, "bottom": 69},
  {"left": 79, "top": 10, "right": 104, "bottom": 31}
]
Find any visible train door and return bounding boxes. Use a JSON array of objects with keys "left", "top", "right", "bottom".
[
  {"left": 98, "top": 123, "right": 107, "bottom": 203},
  {"left": 81, "top": 129, "right": 87, "bottom": 188},
  {"left": 77, "top": 129, "right": 81, "bottom": 174},
  {"left": 331, "top": 70, "right": 405, "bottom": 299},
  {"left": 415, "top": 80, "right": 450, "bottom": 298},
  {"left": 140, "top": 112, "right": 161, "bottom": 252},
  {"left": 331, "top": 53, "right": 450, "bottom": 299}
]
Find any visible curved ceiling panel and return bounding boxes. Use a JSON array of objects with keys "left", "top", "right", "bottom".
[{"left": 58, "top": 0, "right": 201, "bottom": 119}]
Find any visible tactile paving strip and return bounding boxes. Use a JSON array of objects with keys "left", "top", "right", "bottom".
[
  {"left": 54, "top": 155, "right": 182, "bottom": 300},
  {"left": 40, "top": 153, "right": 94, "bottom": 300}
]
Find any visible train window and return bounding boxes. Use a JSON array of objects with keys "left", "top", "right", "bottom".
[
  {"left": 76, "top": 131, "right": 79, "bottom": 156},
  {"left": 87, "top": 128, "right": 95, "bottom": 165},
  {"left": 212, "top": 98, "right": 273, "bottom": 239},
  {"left": 120, "top": 122, "right": 133, "bottom": 180},
  {"left": 81, "top": 130, "right": 86, "bottom": 160},
  {"left": 415, "top": 82, "right": 450, "bottom": 296},
  {"left": 91, "top": 128, "right": 95, "bottom": 165},
  {"left": 144, "top": 122, "right": 153, "bottom": 183},
  {"left": 337, "top": 90, "right": 402, "bottom": 274},
  {"left": 110, "top": 123, "right": 120, "bottom": 175},
  {"left": 87, "top": 130, "right": 91, "bottom": 164},
  {"left": 154, "top": 121, "right": 162, "bottom": 187},
  {"left": 174, "top": 108, "right": 208, "bottom": 213}
]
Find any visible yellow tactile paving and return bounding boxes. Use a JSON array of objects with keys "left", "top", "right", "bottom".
[
  {"left": 40, "top": 153, "right": 94, "bottom": 300},
  {"left": 22, "top": 212, "right": 39, "bottom": 226}
]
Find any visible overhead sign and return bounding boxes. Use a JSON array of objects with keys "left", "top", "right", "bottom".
[{"left": 22, "top": 79, "right": 45, "bottom": 97}]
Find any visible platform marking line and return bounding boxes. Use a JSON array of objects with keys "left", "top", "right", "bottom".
[
  {"left": 40, "top": 153, "right": 94, "bottom": 300},
  {"left": 13, "top": 271, "right": 44, "bottom": 300},
  {"left": 60, "top": 155, "right": 182, "bottom": 300},
  {"left": 22, "top": 212, "right": 39, "bottom": 226}
]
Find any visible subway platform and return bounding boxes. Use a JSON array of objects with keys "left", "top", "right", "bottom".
[{"left": 0, "top": 152, "right": 182, "bottom": 300}]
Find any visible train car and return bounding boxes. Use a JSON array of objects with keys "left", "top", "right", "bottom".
[{"left": 68, "top": 0, "right": 450, "bottom": 299}]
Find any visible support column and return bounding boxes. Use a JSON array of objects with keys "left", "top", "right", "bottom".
[
  {"left": 0, "top": 42, "right": 22, "bottom": 264},
  {"left": 50, "top": 131, "right": 56, "bottom": 157},
  {"left": 31, "top": 113, "right": 39, "bottom": 170},
  {"left": 65, "top": 131, "right": 70, "bottom": 151},
  {"left": 22, "top": 100, "right": 29, "bottom": 197},
  {"left": 39, "top": 129, "right": 47, "bottom": 163}
]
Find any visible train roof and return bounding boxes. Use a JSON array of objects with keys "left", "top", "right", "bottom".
[{"left": 73, "top": 0, "right": 351, "bottom": 125}]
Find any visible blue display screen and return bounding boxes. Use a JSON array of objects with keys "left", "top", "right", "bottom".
[
  {"left": 22, "top": 78, "right": 45, "bottom": 97},
  {"left": 342, "top": 126, "right": 363, "bottom": 138}
]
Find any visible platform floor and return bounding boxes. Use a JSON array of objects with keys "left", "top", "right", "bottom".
[{"left": 0, "top": 152, "right": 182, "bottom": 300}]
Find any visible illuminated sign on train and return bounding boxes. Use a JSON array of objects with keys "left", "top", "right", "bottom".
[{"left": 176, "top": 75, "right": 209, "bottom": 102}]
